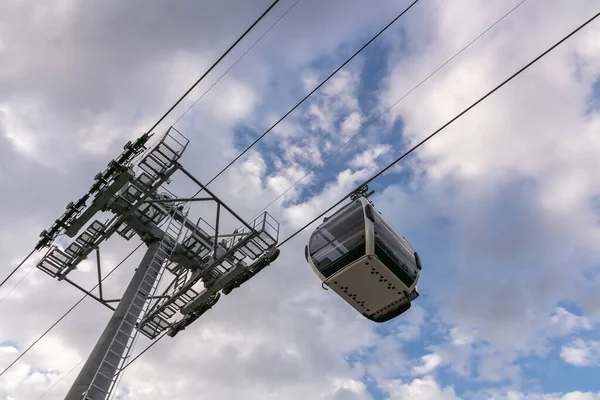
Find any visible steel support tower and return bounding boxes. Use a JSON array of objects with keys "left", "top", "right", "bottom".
[{"left": 32, "top": 128, "right": 280, "bottom": 400}]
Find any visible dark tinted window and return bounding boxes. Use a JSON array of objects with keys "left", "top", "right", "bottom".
[
  {"left": 373, "top": 212, "right": 417, "bottom": 287},
  {"left": 309, "top": 201, "right": 365, "bottom": 278}
]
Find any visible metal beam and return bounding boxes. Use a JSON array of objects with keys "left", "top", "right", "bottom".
[
  {"left": 65, "top": 242, "right": 161, "bottom": 400},
  {"left": 143, "top": 197, "right": 213, "bottom": 204},
  {"left": 63, "top": 278, "right": 115, "bottom": 311},
  {"left": 104, "top": 295, "right": 170, "bottom": 304},
  {"left": 213, "top": 203, "right": 220, "bottom": 259},
  {"left": 140, "top": 229, "right": 261, "bottom": 325},
  {"left": 96, "top": 248, "right": 103, "bottom": 300},
  {"left": 59, "top": 164, "right": 179, "bottom": 279},
  {"left": 65, "top": 169, "right": 135, "bottom": 237},
  {"left": 215, "top": 232, "right": 250, "bottom": 239},
  {"left": 177, "top": 164, "right": 254, "bottom": 232}
]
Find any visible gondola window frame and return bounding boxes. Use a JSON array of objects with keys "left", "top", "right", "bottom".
[{"left": 308, "top": 199, "right": 368, "bottom": 279}]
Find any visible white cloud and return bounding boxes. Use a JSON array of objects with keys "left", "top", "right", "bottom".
[
  {"left": 449, "top": 326, "right": 478, "bottom": 346},
  {"left": 473, "top": 389, "right": 600, "bottom": 400},
  {"left": 281, "top": 159, "right": 378, "bottom": 231},
  {"left": 323, "top": 69, "right": 361, "bottom": 109},
  {"left": 2, "top": 0, "right": 600, "bottom": 399},
  {"left": 557, "top": 394, "right": 600, "bottom": 400},
  {"left": 282, "top": 136, "right": 324, "bottom": 165},
  {"left": 308, "top": 102, "right": 335, "bottom": 132},
  {"left": 0, "top": 2, "right": 432, "bottom": 400},
  {"left": 562, "top": 345, "right": 588, "bottom": 367},
  {"left": 0, "top": 345, "right": 18, "bottom": 356},
  {"left": 384, "top": 382, "right": 600, "bottom": 400},
  {"left": 209, "top": 78, "right": 259, "bottom": 123},
  {"left": 304, "top": 66, "right": 362, "bottom": 140},
  {"left": 550, "top": 307, "right": 594, "bottom": 336},
  {"left": 349, "top": 145, "right": 391, "bottom": 169},
  {"left": 476, "top": 353, "right": 521, "bottom": 384},
  {"left": 271, "top": 118, "right": 303, "bottom": 138},
  {"left": 413, "top": 353, "right": 443, "bottom": 376},
  {"left": 385, "top": 375, "right": 460, "bottom": 400},
  {"left": 342, "top": 112, "right": 362, "bottom": 136},
  {"left": 265, "top": 164, "right": 313, "bottom": 204},
  {"left": 325, "top": 379, "right": 371, "bottom": 400},
  {"left": 394, "top": 303, "right": 427, "bottom": 342},
  {"left": 560, "top": 338, "right": 600, "bottom": 367},
  {"left": 376, "top": 0, "right": 600, "bottom": 370}
]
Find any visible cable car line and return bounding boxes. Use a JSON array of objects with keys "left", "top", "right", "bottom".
[
  {"left": 0, "top": 0, "right": 291, "bottom": 379},
  {"left": 0, "top": 249, "right": 36, "bottom": 291},
  {"left": 101, "top": 330, "right": 168, "bottom": 384},
  {"left": 111, "top": 0, "right": 525, "bottom": 340},
  {"left": 0, "top": 264, "right": 36, "bottom": 305},
  {"left": 21, "top": 1, "right": 594, "bottom": 377},
  {"left": 0, "top": 299, "right": 83, "bottom": 378},
  {"left": 248, "top": 0, "right": 527, "bottom": 221},
  {"left": 190, "top": 0, "right": 423, "bottom": 199},
  {"left": 35, "top": 359, "right": 85, "bottom": 400},
  {"left": 0, "top": 243, "right": 143, "bottom": 378},
  {"left": 172, "top": 0, "right": 302, "bottom": 128},
  {"left": 145, "top": 0, "right": 282, "bottom": 136},
  {"left": 277, "top": 9, "right": 600, "bottom": 249},
  {"left": 130, "top": 0, "right": 300, "bottom": 179},
  {"left": 0, "top": 1, "right": 283, "bottom": 302},
  {"left": 6, "top": 0, "right": 425, "bottom": 383},
  {"left": 121, "top": 331, "right": 167, "bottom": 371},
  {"left": 6, "top": 2, "right": 597, "bottom": 391}
]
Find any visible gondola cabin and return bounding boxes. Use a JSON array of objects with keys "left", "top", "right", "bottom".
[{"left": 305, "top": 196, "right": 421, "bottom": 323}]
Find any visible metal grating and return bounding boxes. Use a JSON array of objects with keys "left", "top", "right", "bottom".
[
  {"left": 37, "top": 220, "right": 107, "bottom": 278},
  {"left": 138, "top": 288, "right": 199, "bottom": 339},
  {"left": 84, "top": 207, "right": 187, "bottom": 399},
  {"left": 38, "top": 247, "right": 73, "bottom": 277},
  {"left": 137, "top": 211, "right": 280, "bottom": 338},
  {"left": 116, "top": 221, "right": 136, "bottom": 241},
  {"left": 138, "top": 128, "right": 188, "bottom": 181}
]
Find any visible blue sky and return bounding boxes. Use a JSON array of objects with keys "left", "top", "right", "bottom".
[
  {"left": 223, "top": 2, "right": 600, "bottom": 395},
  {"left": 1, "top": 0, "right": 600, "bottom": 399}
]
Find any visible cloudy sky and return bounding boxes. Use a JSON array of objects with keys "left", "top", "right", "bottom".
[{"left": 1, "top": 0, "right": 600, "bottom": 399}]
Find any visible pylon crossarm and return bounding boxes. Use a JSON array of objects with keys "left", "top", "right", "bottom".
[{"left": 24, "top": 127, "right": 281, "bottom": 400}]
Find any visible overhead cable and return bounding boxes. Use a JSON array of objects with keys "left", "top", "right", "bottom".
[
  {"left": 1, "top": 236, "right": 64, "bottom": 303},
  {"left": 2, "top": 0, "right": 283, "bottom": 378},
  {"left": 0, "top": 264, "right": 36, "bottom": 305},
  {"left": 94, "top": 0, "right": 530, "bottom": 374},
  {"left": 35, "top": 359, "right": 85, "bottom": 400},
  {"left": 0, "top": 243, "right": 143, "bottom": 378},
  {"left": 146, "top": 0, "right": 282, "bottom": 135},
  {"left": 191, "top": 0, "right": 423, "bottom": 197},
  {"left": 0, "top": 249, "right": 36, "bottom": 290},
  {"left": 121, "top": 331, "right": 167, "bottom": 372},
  {"left": 100, "top": 1, "right": 425, "bottom": 372},
  {"left": 95, "top": 330, "right": 167, "bottom": 392},
  {"left": 1, "top": 0, "right": 287, "bottom": 383},
  {"left": 277, "top": 9, "right": 600, "bottom": 248},
  {"left": 172, "top": 0, "right": 302, "bottom": 127},
  {"left": 250, "top": 0, "right": 528, "bottom": 220}
]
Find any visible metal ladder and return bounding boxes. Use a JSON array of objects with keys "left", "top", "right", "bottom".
[{"left": 83, "top": 207, "right": 188, "bottom": 400}]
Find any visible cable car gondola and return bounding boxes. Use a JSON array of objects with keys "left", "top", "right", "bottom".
[{"left": 305, "top": 193, "right": 421, "bottom": 323}]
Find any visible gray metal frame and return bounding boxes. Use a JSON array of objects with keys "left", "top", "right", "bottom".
[{"left": 31, "top": 127, "right": 280, "bottom": 400}]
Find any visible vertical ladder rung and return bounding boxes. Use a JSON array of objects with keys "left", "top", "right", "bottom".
[{"left": 87, "top": 208, "right": 188, "bottom": 399}]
